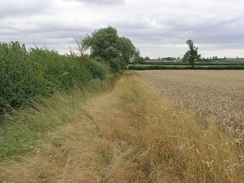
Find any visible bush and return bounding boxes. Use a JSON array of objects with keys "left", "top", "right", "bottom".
[
  {"left": 75, "top": 56, "right": 110, "bottom": 80},
  {"left": 29, "top": 47, "right": 93, "bottom": 90},
  {"left": 0, "top": 42, "right": 94, "bottom": 117},
  {"left": 86, "top": 59, "right": 110, "bottom": 80},
  {"left": 0, "top": 42, "right": 48, "bottom": 115}
]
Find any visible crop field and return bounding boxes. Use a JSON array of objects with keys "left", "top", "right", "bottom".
[{"left": 136, "top": 70, "right": 244, "bottom": 139}]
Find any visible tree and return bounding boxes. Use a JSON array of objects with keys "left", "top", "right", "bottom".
[
  {"left": 118, "top": 37, "right": 137, "bottom": 65},
  {"left": 144, "top": 56, "right": 150, "bottom": 60},
  {"left": 82, "top": 26, "right": 138, "bottom": 72},
  {"left": 182, "top": 39, "right": 201, "bottom": 68}
]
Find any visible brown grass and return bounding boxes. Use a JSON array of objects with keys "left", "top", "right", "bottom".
[{"left": 0, "top": 72, "right": 243, "bottom": 182}]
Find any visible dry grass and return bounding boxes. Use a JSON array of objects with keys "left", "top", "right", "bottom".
[{"left": 0, "top": 72, "right": 243, "bottom": 182}]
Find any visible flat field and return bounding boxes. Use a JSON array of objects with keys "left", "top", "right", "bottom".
[{"left": 136, "top": 70, "right": 244, "bottom": 137}]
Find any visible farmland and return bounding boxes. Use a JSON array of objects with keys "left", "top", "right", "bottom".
[
  {"left": 136, "top": 70, "right": 244, "bottom": 139},
  {"left": 1, "top": 72, "right": 243, "bottom": 182}
]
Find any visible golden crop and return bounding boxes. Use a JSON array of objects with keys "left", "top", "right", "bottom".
[{"left": 137, "top": 70, "right": 244, "bottom": 141}]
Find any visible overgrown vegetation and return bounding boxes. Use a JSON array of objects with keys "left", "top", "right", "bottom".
[
  {"left": 0, "top": 72, "right": 243, "bottom": 182},
  {"left": 0, "top": 73, "right": 120, "bottom": 162},
  {"left": 1, "top": 27, "right": 140, "bottom": 118},
  {"left": 0, "top": 40, "right": 114, "bottom": 118}
]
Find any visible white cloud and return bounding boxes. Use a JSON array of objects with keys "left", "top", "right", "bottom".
[
  {"left": 64, "top": 0, "right": 125, "bottom": 5},
  {"left": 0, "top": 0, "right": 244, "bottom": 58},
  {"left": 0, "top": 0, "right": 50, "bottom": 18}
]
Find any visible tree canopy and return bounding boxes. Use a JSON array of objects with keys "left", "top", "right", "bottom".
[
  {"left": 183, "top": 39, "right": 201, "bottom": 68},
  {"left": 82, "top": 26, "right": 138, "bottom": 72}
]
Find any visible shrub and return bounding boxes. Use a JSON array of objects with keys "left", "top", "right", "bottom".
[
  {"left": 0, "top": 42, "right": 48, "bottom": 115},
  {"left": 29, "top": 47, "right": 92, "bottom": 90},
  {"left": 86, "top": 59, "right": 110, "bottom": 80},
  {"left": 0, "top": 42, "right": 93, "bottom": 117},
  {"left": 75, "top": 56, "right": 110, "bottom": 80}
]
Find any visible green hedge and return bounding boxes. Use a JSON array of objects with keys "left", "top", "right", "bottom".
[
  {"left": 29, "top": 47, "right": 93, "bottom": 90},
  {"left": 127, "top": 65, "right": 244, "bottom": 70},
  {"left": 0, "top": 42, "right": 48, "bottom": 115},
  {"left": 75, "top": 56, "right": 110, "bottom": 80},
  {"left": 0, "top": 41, "right": 111, "bottom": 118},
  {"left": 140, "top": 61, "right": 244, "bottom": 66}
]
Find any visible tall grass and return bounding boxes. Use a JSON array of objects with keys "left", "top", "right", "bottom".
[
  {"left": 0, "top": 73, "right": 120, "bottom": 161},
  {"left": 0, "top": 72, "right": 243, "bottom": 182}
]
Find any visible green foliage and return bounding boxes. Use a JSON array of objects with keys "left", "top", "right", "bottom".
[
  {"left": 0, "top": 42, "right": 47, "bottom": 115},
  {"left": 140, "top": 61, "right": 188, "bottom": 65},
  {"left": 128, "top": 65, "right": 191, "bottom": 70},
  {"left": 127, "top": 64, "right": 244, "bottom": 70},
  {"left": 0, "top": 42, "right": 96, "bottom": 118},
  {"left": 144, "top": 56, "right": 150, "bottom": 60},
  {"left": 183, "top": 39, "right": 201, "bottom": 68},
  {"left": 75, "top": 56, "right": 110, "bottom": 80},
  {"left": 29, "top": 47, "right": 92, "bottom": 90},
  {"left": 82, "top": 26, "right": 138, "bottom": 72},
  {"left": 118, "top": 37, "right": 136, "bottom": 65}
]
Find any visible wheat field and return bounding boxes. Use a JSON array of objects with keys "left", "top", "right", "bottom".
[{"left": 136, "top": 70, "right": 244, "bottom": 140}]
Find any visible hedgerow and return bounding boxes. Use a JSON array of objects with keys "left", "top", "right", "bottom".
[
  {"left": 0, "top": 42, "right": 48, "bottom": 115},
  {"left": 0, "top": 41, "right": 111, "bottom": 118}
]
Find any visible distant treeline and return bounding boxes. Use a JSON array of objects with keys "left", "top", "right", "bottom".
[
  {"left": 0, "top": 41, "right": 110, "bottom": 118},
  {"left": 201, "top": 58, "right": 226, "bottom": 62},
  {"left": 138, "top": 61, "right": 244, "bottom": 66},
  {"left": 126, "top": 64, "right": 244, "bottom": 70},
  {"left": 127, "top": 59, "right": 244, "bottom": 70}
]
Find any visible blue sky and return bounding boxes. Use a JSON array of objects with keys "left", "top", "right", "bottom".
[{"left": 1, "top": 0, "right": 244, "bottom": 58}]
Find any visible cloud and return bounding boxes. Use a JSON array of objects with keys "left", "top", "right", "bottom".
[
  {"left": 64, "top": 0, "right": 125, "bottom": 5},
  {"left": 0, "top": 0, "right": 244, "bottom": 58},
  {"left": 0, "top": 0, "right": 49, "bottom": 18}
]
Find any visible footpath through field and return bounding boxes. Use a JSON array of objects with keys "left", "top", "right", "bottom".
[{"left": 136, "top": 70, "right": 244, "bottom": 137}]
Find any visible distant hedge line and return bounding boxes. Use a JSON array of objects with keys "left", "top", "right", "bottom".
[
  {"left": 127, "top": 65, "right": 244, "bottom": 70},
  {"left": 140, "top": 61, "right": 244, "bottom": 66},
  {"left": 0, "top": 41, "right": 110, "bottom": 116}
]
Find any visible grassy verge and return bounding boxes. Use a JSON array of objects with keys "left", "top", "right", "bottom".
[
  {"left": 0, "top": 72, "right": 243, "bottom": 182},
  {"left": 0, "top": 74, "right": 119, "bottom": 161}
]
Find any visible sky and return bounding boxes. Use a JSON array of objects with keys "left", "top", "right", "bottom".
[{"left": 1, "top": 0, "right": 244, "bottom": 59}]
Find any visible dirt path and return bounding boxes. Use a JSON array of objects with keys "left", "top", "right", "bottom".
[{"left": 136, "top": 70, "right": 244, "bottom": 135}]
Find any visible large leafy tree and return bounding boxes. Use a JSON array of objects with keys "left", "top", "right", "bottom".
[
  {"left": 82, "top": 26, "right": 138, "bottom": 72},
  {"left": 118, "top": 37, "right": 136, "bottom": 65},
  {"left": 183, "top": 39, "right": 201, "bottom": 68}
]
